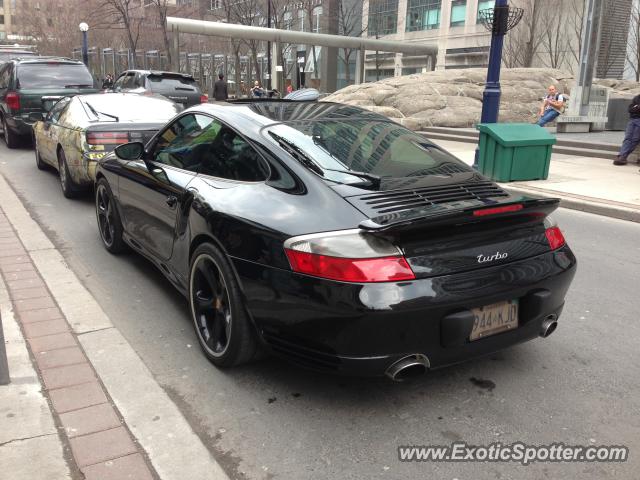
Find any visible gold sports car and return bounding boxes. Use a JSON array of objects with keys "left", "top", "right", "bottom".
[{"left": 33, "top": 93, "right": 183, "bottom": 198}]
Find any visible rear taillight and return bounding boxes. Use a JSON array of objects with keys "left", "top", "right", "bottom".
[
  {"left": 544, "top": 217, "right": 566, "bottom": 250},
  {"left": 284, "top": 230, "right": 415, "bottom": 283},
  {"left": 200, "top": 94, "right": 209, "bottom": 103},
  {"left": 473, "top": 204, "right": 523, "bottom": 217},
  {"left": 6, "top": 92, "right": 20, "bottom": 111},
  {"left": 545, "top": 226, "right": 565, "bottom": 250},
  {"left": 86, "top": 132, "right": 130, "bottom": 145}
]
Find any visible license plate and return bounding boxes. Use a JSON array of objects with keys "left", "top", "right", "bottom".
[{"left": 470, "top": 300, "right": 518, "bottom": 341}]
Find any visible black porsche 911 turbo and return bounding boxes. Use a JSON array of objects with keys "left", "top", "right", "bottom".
[{"left": 94, "top": 100, "right": 576, "bottom": 380}]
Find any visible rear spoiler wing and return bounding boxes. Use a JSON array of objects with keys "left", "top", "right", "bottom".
[{"left": 358, "top": 196, "right": 560, "bottom": 232}]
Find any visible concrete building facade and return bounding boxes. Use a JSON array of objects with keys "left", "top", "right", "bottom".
[
  {"left": 362, "top": 0, "right": 636, "bottom": 82},
  {"left": 362, "top": 0, "right": 494, "bottom": 79},
  {"left": 0, "top": 0, "right": 17, "bottom": 41}
]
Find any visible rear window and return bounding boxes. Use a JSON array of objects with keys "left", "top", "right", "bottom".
[
  {"left": 266, "top": 120, "right": 471, "bottom": 179},
  {"left": 17, "top": 63, "right": 94, "bottom": 89},
  {"left": 147, "top": 75, "right": 200, "bottom": 94}
]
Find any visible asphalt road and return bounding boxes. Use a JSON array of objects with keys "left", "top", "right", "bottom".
[{"left": 1, "top": 141, "right": 639, "bottom": 480}]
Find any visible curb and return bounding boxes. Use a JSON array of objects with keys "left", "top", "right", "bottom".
[
  {"left": 0, "top": 208, "right": 159, "bottom": 480},
  {"left": 0, "top": 172, "right": 230, "bottom": 480},
  {"left": 501, "top": 184, "right": 640, "bottom": 223}
]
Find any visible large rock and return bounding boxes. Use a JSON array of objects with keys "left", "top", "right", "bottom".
[{"left": 322, "top": 68, "right": 637, "bottom": 129}]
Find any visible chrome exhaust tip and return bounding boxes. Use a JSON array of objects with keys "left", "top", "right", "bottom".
[
  {"left": 385, "top": 354, "right": 430, "bottom": 382},
  {"left": 540, "top": 315, "right": 558, "bottom": 338}
]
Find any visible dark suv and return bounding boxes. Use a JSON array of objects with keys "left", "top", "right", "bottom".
[
  {"left": 0, "top": 57, "right": 97, "bottom": 148},
  {"left": 112, "top": 70, "right": 207, "bottom": 107}
]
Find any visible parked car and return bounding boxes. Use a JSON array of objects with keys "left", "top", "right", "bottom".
[
  {"left": 94, "top": 101, "right": 576, "bottom": 379},
  {"left": 0, "top": 46, "right": 38, "bottom": 64},
  {"left": 111, "top": 70, "right": 207, "bottom": 107},
  {"left": 33, "top": 93, "right": 182, "bottom": 198},
  {"left": 0, "top": 57, "right": 98, "bottom": 148}
]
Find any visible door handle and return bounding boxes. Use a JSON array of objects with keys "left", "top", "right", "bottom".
[{"left": 165, "top": 195, "right": 178, "bottom": 208}]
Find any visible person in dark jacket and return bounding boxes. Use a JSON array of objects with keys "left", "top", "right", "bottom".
[
  {"left": 614, "top": 94, "right": 640, "bottom": 165},
  {"left": 101, "top": 74, "right": 114, "bottom": 90},
  {"left": 213, "top": 73, "right": 228, "bottom": 101}
]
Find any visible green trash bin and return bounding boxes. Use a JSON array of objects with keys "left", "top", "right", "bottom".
[{"left": 477, "top": 123, "right": 556, "bottom": 182}]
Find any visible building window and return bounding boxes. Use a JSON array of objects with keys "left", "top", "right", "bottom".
[
  {"left": 209, "top": 0, "right": 221, "bottom": 9},
  {"left": 312, "top": 6, "right": 322, "bottom": 33},
  {"left": 0, "top": 1, "right": 3, "bottom": 9},
  {"left": 368, "top": 0, "right": 398, "bottom": 36},
  {"left": 450, "top": 0, "right": 466, "bottom": 26},
  {"left": 284, "top": 11, "right": 293, "bottom": 29},
  {"left": 176, "top": 0, "right": 193, "bottom": 6},
  {"left": 406, "top": 0, "right": 441, "bottom": 32},
  {"left": 298, "top": 9, "right": 305, "bottom": 31},
  {"left": 0, "top": 15, "right": 4, "bottom": 25},
  {"left": 477, "top": 0, "right": 494, "bottom": 22}
]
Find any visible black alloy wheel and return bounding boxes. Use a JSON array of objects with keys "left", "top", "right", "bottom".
[
  {"left": 189, "top": 243, "right": 258, "bottom": 367},
  {"left": 95, "top": 179, "right": 126, "bottom": 253}
]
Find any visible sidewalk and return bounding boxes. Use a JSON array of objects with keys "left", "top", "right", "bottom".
[
  {"left": 433, "top": 139, "right": 640, "bottom": 223},
  {"left": 0, "top": 173, "right": 229, "bottom": 480}
]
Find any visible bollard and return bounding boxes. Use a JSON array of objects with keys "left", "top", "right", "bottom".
[{"left": 0, "top": 313, "right": 9, "bottom": 385}]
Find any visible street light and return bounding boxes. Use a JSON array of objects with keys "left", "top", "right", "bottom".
[
  {"left": 472, "top": 1, "right": 523, "bottom": 168},
  {"left": 267, "top": 0, "right": 272, "bottom": 90},
  {"left": 79, "top": 22, "right": 89, "bottom": 67}
]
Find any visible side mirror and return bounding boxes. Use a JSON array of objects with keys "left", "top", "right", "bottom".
[{"left": 114, "top": 142, "right": 145, "bottom": 161}]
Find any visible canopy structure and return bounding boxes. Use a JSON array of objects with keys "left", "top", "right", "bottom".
[{"left": 167, "top": 17, "right": 438, "bottom": 90}]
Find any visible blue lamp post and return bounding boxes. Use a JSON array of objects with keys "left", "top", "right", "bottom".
[
  {"left": 473, "top": 1, "right": 523, "bottom": 168},
  {"left": 79, "top": 22, "right": 89, "bottom": 67}
]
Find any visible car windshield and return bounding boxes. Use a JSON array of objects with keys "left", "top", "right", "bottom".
[
  {"left": 265, "top": 120, "right": 471, "bottom": 180},
  {"left": 81, "top": 94, "right": 182, "bottom": 122},
  {"left": 147, "top": 76, "right": 199, "bottom": 93},
  {"left": 17, "top": 63, "right": 94, "bottom": 88}
]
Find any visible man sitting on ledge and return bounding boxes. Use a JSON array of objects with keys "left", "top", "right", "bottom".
[{"left": 537, "top": 85, "right": 566, "bottom": 127}]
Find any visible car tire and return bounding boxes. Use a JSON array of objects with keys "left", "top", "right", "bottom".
[
  {"left": 33, "top": 134, "right": 47, "bottom": 170},
  {"left": 58, "top": 148, "right": 80, "bottom": 198},
  {"left": 2, "top": 116, "right": 19, "bottom": 149},
  {"left": 189, "top": 243, "right": 258, "bottom": 368},
  {"left": 95, "top": 178, "right": 127, "bottom": 254}
]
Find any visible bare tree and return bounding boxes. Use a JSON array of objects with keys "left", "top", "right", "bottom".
[
  {"left": 336, "top": 0, "right": 365, "bottom": 84},
  {"left": 566, "top": 0, "right": 585, "bottom": 72},
  {"left": 148, "top": 0, "right": 173, "bottom": 67},
  {"left": 540, "top": 4, "right": 569, "bottom": 69},
  {"left": 91, "top": 0, "right": 144, "bottom": 68},
  {"left": 502, "top": 0, "right": 547, "bottom": 68},
  {"left": 627, "top": 2, "right": 640, "bottom": 81}
]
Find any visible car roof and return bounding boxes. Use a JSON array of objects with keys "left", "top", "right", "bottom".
[
  {"left": 74, "top": 92, "right": 175, "bottom": 105},
  {"left": 121, "top": 69, "right": 195, "bottom": 79},
  {"left": 183, "top": 101, "right": 396, "bottom": 131},
  {"left": 12, "top": 56, "right": 84, "bottom": 65}
]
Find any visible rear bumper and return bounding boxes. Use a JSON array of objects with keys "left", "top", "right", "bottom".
[
  {"left": 64, "top": 153, "right": 99, "bottom": 186},
  {"left": 233, "top": 246, "right": 577, "bottom": 376},
  {"left": 5, "top": 114, "right": 35, "bottom": 136}
]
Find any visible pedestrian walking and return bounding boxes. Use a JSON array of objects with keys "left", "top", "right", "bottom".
[
  {"left": 613, "top": 94, "right": 640, "bottom": 166},
  {"left": 213, "top": 73, "right": 228, "bottom": 101},
  {"left": 537, "top": 85, "right": 566, "bottom": 127}
]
